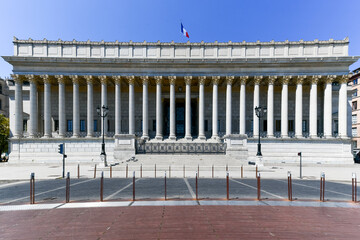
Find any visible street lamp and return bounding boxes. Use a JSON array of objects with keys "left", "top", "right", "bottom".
[
  {"left": 255, "top": 106, "right": 267, "bottom": 156},
  {"left": 97, "top": 105, "right": 109, "bottom": 167}
]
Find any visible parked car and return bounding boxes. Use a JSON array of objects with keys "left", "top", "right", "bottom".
[{"left": 1, "top": 153, "right": 8, "bottom": 162}]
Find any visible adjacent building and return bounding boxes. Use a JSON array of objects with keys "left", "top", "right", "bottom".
[
  {"left": 350, "top": 67, "right": 360, "bottom": 152},
  {"left": 2, "top": 37, "right": 358, "bottom": 163},
  {"left": 0, "top": 78, "right": 9, "bottom": 117}
]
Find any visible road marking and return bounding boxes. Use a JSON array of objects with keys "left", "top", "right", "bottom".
[
  {"left": 2, "top": 178, "right": 96, "bottom": 204},
  {"left": 273, "top": 179, "right": 352, "bottom": 197},
  {"left": 0, "top": 181, "right": 28, "bottom": 189},
  {"left": 104, "top": 179, "right": 141, "bottom": 200},
  {"left": 230, "top": 179, "right": 284, "bottom": 199},
  {"left": 184, "top": 178, "right": 196, "bottom": 199}
]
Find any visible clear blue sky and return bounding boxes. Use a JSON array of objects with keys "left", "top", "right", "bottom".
[{"left": 1, "top": 0, "right": 359, "bottom": 78}]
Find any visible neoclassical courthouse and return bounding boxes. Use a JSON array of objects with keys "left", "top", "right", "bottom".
[{"left": 3, "top": 37, "right": 359, "bottom": 163}]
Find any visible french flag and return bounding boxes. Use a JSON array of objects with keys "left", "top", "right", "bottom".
[{"left": 181, "top": 23, "right": 189, "bottom": 38}]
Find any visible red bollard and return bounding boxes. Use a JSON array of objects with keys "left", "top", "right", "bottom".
[
  {"left": 256, "top": 165, "right": 258, "bottom": 179},
  {"left": 226, "top": 172, "right": 229, "bottom": 200},
  {"left": 257, "top": 172, "right": 261, "bottom": 200},
  {"left": 133, "top": 171, "right": 136, "bottom": 201},
  {"left": 196, "top": 172, "right": 198, "bottom": 201},
  {"left": 241, "top": 165, "right": 243, "bottom": 179},
  {"left": 30, "top": 173, "right": 35, "bottom": 204},
  {"left": 320, "top": 172, "right": 325, "bottom": 202},
  {"left": 110, "top": 165, "right": 112, "bottom": 178},
  {"left": 165, "top": 171, "right": 167, "bottom": 201},
  {"left": 126, "top": 164, "right": 128, "bottom": 178},
  {"left": 352, "top": 173, "right": 357, "bottom": 202},
  {"left": 100, "top": 171, "right": 104, "bottom": 202},
  {"left": 226, "top": 164, "right": 228, "bottom": 172},
  {"left": 94, "top": 164, "right": 97, "bottom": 178},
  {"left": 66, "top": 172, "right": 70, "bottom": 203},
  {"left": 77, "top": 164, "right": 80, "bottom": 179},
  {"left": 287, "top": 171, "right": 292, "bottom": 201}
]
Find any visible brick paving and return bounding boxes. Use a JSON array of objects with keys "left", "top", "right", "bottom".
[{"left": 0, "top": 205, "right": 360, "bottom": 239}]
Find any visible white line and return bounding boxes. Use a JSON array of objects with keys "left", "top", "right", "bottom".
[
  {"left": 184, "top": 178, "right": 196, "bottom": 199},
  {"left": 0, "top": 181, "right": 28, "bottom": 189},
  {"left": 2, "top": 178, "right": 96, "bottom": 204},
  {"left": 273, "top": 179, "right": 352, "bottom": 197},
  {"left": 230, "top": 179, "right": 284, "bottom": 199},
  {"left": 104, "top": 179, "right": 141, "bottom": 200}
]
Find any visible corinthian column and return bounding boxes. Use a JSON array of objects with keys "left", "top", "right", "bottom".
[
  {"left": 12, "top": 74, "right": 24, "bottom": 138},
  {"left": 84, "top": 76, "right": 94, "bottom": 137},
  {"left": 56, "top": 75, "right": 66, "bottom": 138},
  {"left": 239, "top": 76, "right": 248, "bottom": 135},
  {"left": 99, "top": 76, "right": 108, "bottom": 136},
  {"left": 339, "top": 75, "right": 349, "bottom": 138},
  {"left": 295, "top": 76, "right": 306, "bottom": 138},
  {"left": 140, "top": 76, "right": 149, "bottom": 139},
  {"left": 42, "top": 75, "right": 52, "bottom": 138},
  {"left": 309, "top": 75, "right": 320, "bottom": 138},
  {"left": 28, "top": 75, "right": 38, "bottom": 138},
  {"left": 198, "top": 76, "right": 206, "bottom": 140},
  {"left": 127, "top": 75, "right": 135, "bottom": 135},
  {"left": 226, "top": 76, "right": 234, "bottom": 136},
  {"left": 114, "top": 76, "right": 122, "bottom": 136},
  {"left": 324, "top": 75, "right": 335, "bottom": 138},
  {"left": 155, "top": 76, "right": 163, "bottom": 140},
  {"left": 184, "top": 76, "right": 192, "bottom": 140},
  {"left": 70, "top": 75, "right": 80, "bottom": 137},
  {"left": 267, "top": 76, "right": 276, "bottom": 138},
  {"left": 253, "top": 76, "right": 262, "bottom": 138},
  {"left": 212, "top": 76, "right": 220, "bottom": 139},
  {"left": 169, "top": 76, "right": 177, "bottom": 140},
  {"left": 281, "top": 76, "right": 290, "bottom": 138}
]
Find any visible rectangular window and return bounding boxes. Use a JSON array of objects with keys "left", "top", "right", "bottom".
[
  {"left": 275, "top": 120, "right": 281, "bottom": 132},
  {"left": 263, "top": 120, "right": 267, "bottom": 132},
  {"left": 353, "top": 79, "right": 358, "bottom": 85},
  {"left": 80, "top": 120, "right": 86, "bottom": 132},
  {"left": 0, "top": 85, "right": 2, "bottom": 94},
  {"left": 288, "top": 120, "right": 294, "bottom": 132},
  {"left": 353, "top": 115, "right": 357, "bottom": 125},
  {"left": 205, "top": 120, "right": 208, "bottom": 132},
  {"left": 352, "top": 128, "right": 357, "bottom": 137},
  {"left": 353, "top": 101, "right": 357, "bottom": 110},
  {"left": 54, "top": 120, "right": 59, "bottom": 131},
  {"left": 302, "top": 120, "right": 307, "bottom": 132},
  {"left": 94, "top": 120, "right": 98, "bottom": 132},
  {"left": 0, "top": 99, "right": 2, "bottom": 110},
  {"left": 353, "top": 89, "right": 358, "bottom": 98},
  {"left": 67, "top": 120, "right": 73, "bottom": 132}
]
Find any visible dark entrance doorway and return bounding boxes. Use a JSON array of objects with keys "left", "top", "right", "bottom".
[{"left": 163, "top": 98, "right": 198, "bottom": 138}]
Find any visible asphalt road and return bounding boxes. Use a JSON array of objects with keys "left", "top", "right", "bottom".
[{"left": 0, "top": 177, "right": 355, "bottom": 205}]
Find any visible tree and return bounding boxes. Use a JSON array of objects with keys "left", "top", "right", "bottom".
[{"left": 0, "top": 114, "right": 9, "bottom": 157}]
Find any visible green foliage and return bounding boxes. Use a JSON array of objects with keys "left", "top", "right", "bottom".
[{"left": 0, "top": 114, "right": 9, "bottom": 156}]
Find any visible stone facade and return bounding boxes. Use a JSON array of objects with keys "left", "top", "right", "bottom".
[{"left": 2, "top": 37, "right": 359, "bottom": 164}]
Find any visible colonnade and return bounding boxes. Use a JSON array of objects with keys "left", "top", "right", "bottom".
[{"left": 11, "top": 74, "right": 349, "bottom": 140}]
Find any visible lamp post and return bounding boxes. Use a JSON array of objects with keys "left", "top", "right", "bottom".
[
  {"left": 255, "top": 106, "right": 267, "bottom": 156},
  {"left": 97, "top": 105, "right": 109, "bottom": 167}
]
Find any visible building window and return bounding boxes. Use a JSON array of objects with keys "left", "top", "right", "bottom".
[
  {"left": 288, "top": 120, "right": 294, "bottom": 132},
  {"left": 353, "top": 79, "right": 358, "bottom": 85},
  {"left": 353, "top": 115, "right": 357, "bottom": 125},
  {"left": 0, "top": 99, "right": 2, "bottom": 110},
  {"left": 353, "top": 101, "right": 357, "bottom": 110},
  {"left": 94, "top": 120, "right": 98, "bottom": 132},
  {"left": 275, "top": 120, "right": 281, "bottom": 132},
  {"left": 80, "top": 120, "right": 86, "bottom": 132},
  {"left": 353, "top": 89, "right": 358, "bottom": 98},
  {"left": 54, "top": 120, "right": 59, "bottom": 131},
  {"left": 352, "top": 128, "right": 357, "bottom": 137},
  {"left": 67, "top": 120, "right": 73, "bottom": 132},
  {"left": 302, "top": 120, "right": 308, "bottom": 132},
  {"left": 0, "top": 85, "right": 2, "bottom": 94}
]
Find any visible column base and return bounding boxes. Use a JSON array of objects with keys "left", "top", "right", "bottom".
[
  {"left": 71, "top": 135, "right": 79, "bottom": 138},
  {"left": 295, "top": 135, "right": 304, "bottom": 139},
  {"left": 340, "top": 135, "right": 349, "bottom": 139},
  {"left": 197, "top": 135, "right": 206, "bottom": 140},
  {"left": 267, "top": 135, "right": 275, "bottom": 139},
  {"left": 141, "top": 135, "right": 150, "bottom": 140},
  {"left": 169, "top": 135, "right": 176, "bottom": 140},
  {"left": 211, "top": 135, "right": 219, "bottom": 140},
  {"left": 324, "top": 135, "right": 333, "bottom": 139},
  {"left": 155, "top": 135, "right": 163, "bottom": 141},
  {"left": 42, "top": 135, "right": 51, "bottom": 139},
  {"left": 185, "top": 135, "right": 193, "bottom": 140},
  {"left": 310, "top": 135, "right": 318, "bottom": 139},
  {"left": 86, "top": 135, "right": 94, "bottom": 138},
  {"left": 281, "top": 135, "right": 289, "bottom": 139}
]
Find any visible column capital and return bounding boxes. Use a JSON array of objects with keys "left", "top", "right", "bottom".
[
  {"left": 296, "top": 75, "right": 307, "bottom": 84},
  {"left": 311, "top": 75, "right": 322, "bottom": 84},
  {"left": 212, "top": 76, "right": 220, "bottom": 85},
  {"left": 126, "top": 75, "right": 135, "bottom": 85},
  {"left": 198, "top": 76, "right": 206, "bottom": 85},
  {"left": 154, "top": 76, "right": 163, "bottom": 85},
  {"left": 41, "top": 75, "right": 54, "bottom": 84},
  {"left": 239, "top": 76, "right": 249, "bottom": 85},
  {"left": 325, "top": 75, "right": 336, "bottom": 84},
  {"left": 99, "top": 75, "right": 109, "bottom": 85},
  {"left": 113, "top": 76, "right": 122, "bottom": 85},
  {"left": 254, "top": 76, "right": 263, "bottom": 85},
  {"left": 339, "top": 74, "right": 351, "bottom": 84},
  {"left": 27, "top": 74, "right": 40, "bottom": 84},
  {"left": 184, "top": 76, "right": 192, "bottom": 85},
  {"left": 55, "top": 75, "right": 66, "bottom": 84},
  {"left": 168, "top": 76, "right": 176, "bottom": 85},
  {"left": 226, "top": 76, "right": 234, "bottom": 85},
  {"left": 281, "top": 75, "right": 292, "bottom": 85},
  {"left": 69, "top": 75, "right": 80, "bottom": 84},
  {"left": 140, "top": 76, "right": 149, "bottom": 85},
  {"left": 11, "top": 74, "right": 25, "bottom": 84},
  {"left": 83, "top": 75, "right": 94, "bottom": 84},
  {"left": 268, "top": 76, "right": 277, "bottom": 85}
]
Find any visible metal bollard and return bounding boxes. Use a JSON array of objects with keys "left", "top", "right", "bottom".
[
  {"left": 287, "top": 171, "right": 292, "bottom": 201},
  {"left": 169, "top": 166, "right": 171, "bottom": 178},
  {"left": 241, "top": 165, "right": 243, "bottom": 179},
  {"left": 133, "top": 171, "right": 135, "bottom": 201},
  {"left": 110, "top": 165, "right": 112, "bottom": 178},
  {"left": 212, "top": 165, "right": 214, "bottom": 179},
  {"left": 100, "top": 171, "right": 104, "bottom": 202},
  {"left": 140, "top": 164, "right": 142, "bottom": 178},
  {"left": 165, "top": 171, "right": 167, "bottom": 201},
  {"left": 352, "top": 173, "right": 357, "bottom": 202},
  {"left": 320, "top": 172, "right": 325, "bottom": 202},
  {"left": 257, "top": 172, "right": 261, "bottom": 200},
  {"left": 226, "top": 171, "right": 229, "bottom": 200},
  {"left": 66, "top": 172, "right": 70, "bottom": 203},
  {"left": 155, "top": 164, "right": 157, "bottom": 178},
  {"left": 94, "top": 164, "right": 97, "bottom": 178},
  {"left": 30, "top": 173, "right": 35, "bottom": 204},
  {"left": 196, "top": 171, "right": 198, "bottom": 200},
  {"left": 77, "top": 164, "right": 80, "bottom": 179},
  {"left": 126, "top": 164, "right": 128, "bottom": 178},
  {"left": 256, "top": 165, "right": 258, "bottom": 179}
]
